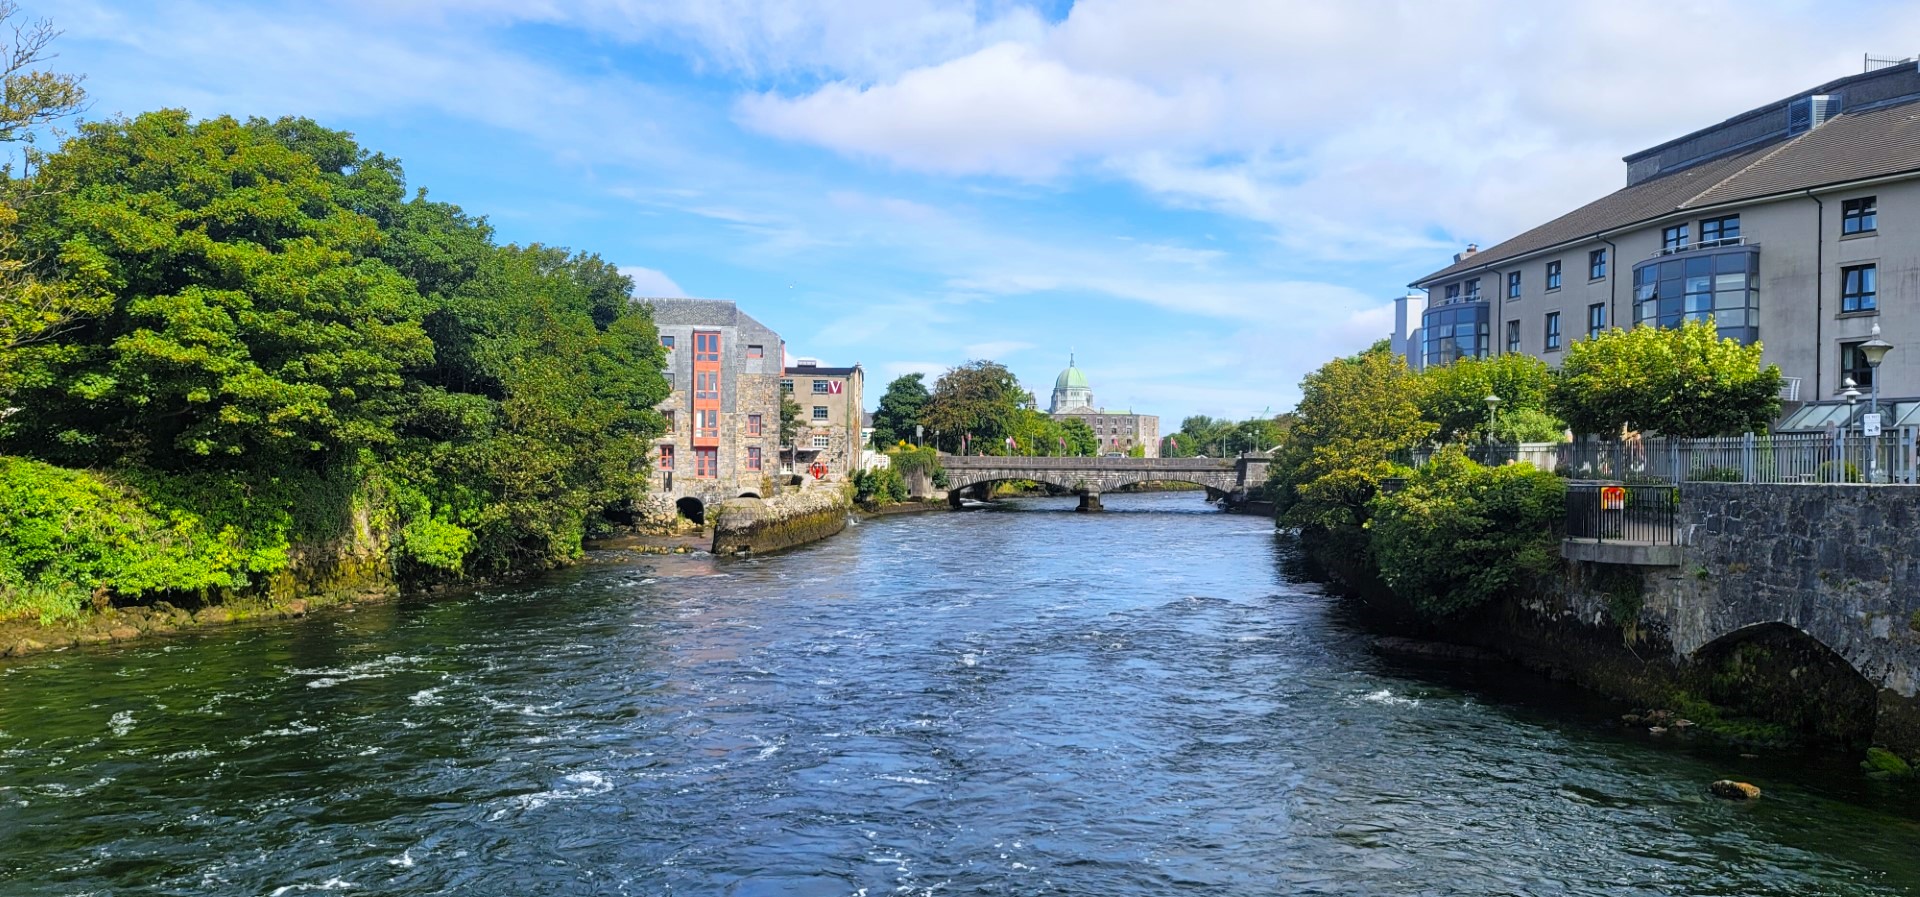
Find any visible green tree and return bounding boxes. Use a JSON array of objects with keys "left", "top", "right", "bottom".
[
  {"left": 1552, "top": 319, "right": 1782, "bottom": 438},
  {"left": 5, "top": 110, "right": 434, "bottom": 468},
  {"left": 1059, "top": 416, "right": 1099, "bottom": 456},
  {"left": 780, "top": 391, "right": 804, "bottom": 469},
  {"left": 1367, "top": 447, "right": 1564, "bottom": 617},
  {"left": 0, "top": 3, "right": 101, "bottom": 399},
  {"left": 870, "top": 372, "right": 929, "bottom": 447},
  {"left": 1417, "top": 352, "right": 1562, "bottom": 443},
  {"left": 1270, "top": 341, "right": 1434, "bottom": 534},
  {"left": 921, "top": 359, "right": 1031, "bottom": 453}
]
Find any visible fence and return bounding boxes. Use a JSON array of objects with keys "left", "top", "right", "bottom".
[
  {"left": 1408, "top": 427, "right": 1920, "bottom": 484},
  {"left": 1564, "top": 483, "right": 1678, "bottom": 544}
]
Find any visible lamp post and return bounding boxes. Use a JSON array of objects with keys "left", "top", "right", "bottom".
[
  {"left": 1858, "top": 324, "right": 1896, "bottom": 482},
  {"left": 1843, "top": 379, "right": 1861, "bottom": 483},
  {"left": 1484, "top": 393, "right": 1502, "bottom": 439}
]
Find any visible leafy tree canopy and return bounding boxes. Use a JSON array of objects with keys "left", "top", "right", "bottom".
[
  {"left": 1552, "top": 319, "right": 1782, "bottom": 438},
  {"left": 920, "top": 359, "right": 1032, "bottom": 453},
  {"left": 870, "top": 372, "right": 929, "bottom": 448},
  {"left": 6, "top": 110, "right": 434, "bottom": 467},
  {"left": 1269, "top": 340, "right": 1434, "bottom": 531},
  {"left": 1417, "top": 352, "right": 1563, "bottom": 443}
]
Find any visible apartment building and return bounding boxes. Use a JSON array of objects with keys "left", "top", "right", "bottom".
[
  {"left": 1403, "top": 61, "right": 1920, "bottom": 429},
  {"left": 784, "top": 359, "right": 865, "bottom": 482},
  {"left": 641, "top": 298, "right": 785, "bottom": 519}
]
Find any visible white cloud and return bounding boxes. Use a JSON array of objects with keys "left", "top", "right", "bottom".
[
  {"left": 622, "top": 266, "right": 687, "bottom": 298},
  {"left": 963, "top": 339, "right": 1036, "bottom": 359}
]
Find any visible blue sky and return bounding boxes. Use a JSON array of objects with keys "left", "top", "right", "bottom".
[{"left": 43, "top": 0, "right": 1920, "bottom": 420}]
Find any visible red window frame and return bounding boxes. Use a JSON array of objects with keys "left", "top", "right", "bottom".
[
  {"left": 747, "top": 447, "right": 762, "bottom": 471},
  {"left": 746, "top": 413, "right": 763, "bottom": 436},
  {"left": 658, "top": 444, "right": 674, "bottom": 470},
  {"left": 694, "top": 447, "right": 718, "bottom": 478},
  {"left": 696, "top": 409, "right": 719, "bottom": 439},
  {"left": 694, "top": 331, "right": 720, "bottom": 362},
  {"left": 695, "top": 370, "right": 719, "bottom": 400}
]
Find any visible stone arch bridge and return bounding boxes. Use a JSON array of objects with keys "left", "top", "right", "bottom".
[{"left": 938, "top": 453, "right": 1269, "bottom": 511}]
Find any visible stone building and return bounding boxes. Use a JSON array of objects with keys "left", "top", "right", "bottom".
[
  {"left": 1046, "top": 357, "right": 1160, "bottom": 456},
  {"left": 1400, "top": 61, "right": 1920, "bottom": 429},
  {"left": 640, "top": 298, "right": 785, "bottom": 521},
  {"left": 784, "top": 359, "right": 865, "bottom": 483}
]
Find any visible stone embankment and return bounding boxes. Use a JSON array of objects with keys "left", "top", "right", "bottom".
[{"left": 711, "top": 487, "right": 853, "bottom": 555}]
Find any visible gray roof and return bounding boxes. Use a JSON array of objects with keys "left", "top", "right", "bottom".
[
  {"left": 788, "top": 365, "right": 860, "bottom": 376},
  {"left": 1415, "top": 97, "right": 1920, "bottom": 287},
  {"left": 636, "top": 297, "right": 777, "bottom": 335}
]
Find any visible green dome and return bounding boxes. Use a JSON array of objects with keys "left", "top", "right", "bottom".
[{"left": 1055, "top": 364, "right": 1090, "bottom": 390}]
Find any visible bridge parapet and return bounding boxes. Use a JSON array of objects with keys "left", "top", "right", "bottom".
[{"left": 937, "top": 454, "right": 1265, "bottom": 507}]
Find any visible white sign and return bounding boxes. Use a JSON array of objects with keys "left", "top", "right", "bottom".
[{"left": 1863, "top": 412, "right": 1883, "bottom": 437}]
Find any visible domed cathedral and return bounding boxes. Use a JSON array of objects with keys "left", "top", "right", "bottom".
[
  {"left": 1049, "top": 355, "right": 1094, "bottom": 414},
  {"left": 1047, "top": 355, "right": 1160, "bottom": 457}
]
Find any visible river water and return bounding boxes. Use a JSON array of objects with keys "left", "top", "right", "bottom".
[{"left": 2, "top": 491, "right": 1918, "bottom": 895}]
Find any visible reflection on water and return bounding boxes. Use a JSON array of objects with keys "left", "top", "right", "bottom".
[{"left": 1, "top": 491, "right": 1917, "bottom": 895}]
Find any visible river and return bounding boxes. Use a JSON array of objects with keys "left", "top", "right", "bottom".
[{"left": 2, "top": 491, "right": 1918, "bottom": 895}]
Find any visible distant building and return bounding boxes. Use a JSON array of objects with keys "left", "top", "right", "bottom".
[
  {"left": 640, "top": 298, "right": 785, "bottom": 519},
  {"left": 1046, "top": 356, "right": 1159, "bottom": 456},
  {"left": 785, "top": 359, "right": 865, "bottom": 483}
]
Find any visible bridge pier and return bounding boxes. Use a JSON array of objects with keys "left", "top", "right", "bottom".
[{"left": 1076, "top": 491, "right": 1103, "bottom": 513}]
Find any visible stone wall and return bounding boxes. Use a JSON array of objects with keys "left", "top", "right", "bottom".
[{"left": 710, "top": 486, "right": 852, "bottom": 556}]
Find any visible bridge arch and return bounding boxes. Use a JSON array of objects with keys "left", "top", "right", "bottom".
[{"left": 1686, "top": 622, "right": 1877, "bottom": 746}]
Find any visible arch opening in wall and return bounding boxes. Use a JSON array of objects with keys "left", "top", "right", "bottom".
[
  {"left": 1687, "top": 622, "right": 1876, "bottom": 748},
  {"left": 738, "top": 491, "right": 762, "bottom": 500},
  {"left": 675, "top": 497, "right": 706, "bottom": 525}
]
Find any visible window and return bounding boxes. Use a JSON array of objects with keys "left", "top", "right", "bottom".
[
  {"left": 662, "top": 409, "right": 675, "bottom": 431},
  {"left": 746, "top": 413, "right": 763, "bottom": 436},
  {"left": 1587, "top": 303, "right": 1606, "bottom": 339},
  {"left": 658, "top": 444, "right": 674, "bottom": 470},
  {"left": 1546, "top": 260, "right": 1562, "bottom": 290},
  {"left": 779, "top": 378, "right": 794, "bottom": 393},
  {"left": 1420, "top": 302, "right": 1489, "bottom": 367},
  {"left": 1444, "top": 284, "right": 1460, "bottom": 303},
  {"left": 693, "top": 331, "right": 720, "bottom": 362},
  {"left": 696, "top": 409, "right": 718, "bottom": 438},
  {"left": 1544, "top": 312, "right": 1562, "bottom": 350},
  {"left": 1463, "top": 278, "right": 1481, "bottom": 300},
  {"left": 811, "top": 435, "right": 830, "bottom": 449},
  {"left": 812, "top": 379, "right": 831, "bottom": 394},
  {"left": 747, "top": 344, "right": 764, "bottom": 358},
  {"left": 1632, "top": 249, "right": 1759, "bottom": 345},
  {"left": 1589, "top": 248, "right": 1607, "bottom": 279},
  {"left": 1661, "top": 224, "right": 1689, "bottom": 253},
  {"left": 1507, "top": 271, "right": 1522, "bottom": 299},
  {"left": 747, "top": 447, "right": 762, "bottom": 471},
  {"left": 694, "top": 447, "right": 717, "bottom": 478},
  {"left": 1842, "top": 264, "right": 1877, "bottom": 313},
  {"left": 1506, "top": 319, "right": 1521, "bottom": 353},
  {"left": 1842, "top": 341, "right": 1876, "bottom": 388},
  {"left": 695, "top": 370, "right": 719, "bottom": 400},
  {"left": 1843, "top": 196, "right": 1877, "bottom": 235},
  {"left": 812, "top": 405, "right": 829, "bottom": 420},
  {"left": 660, "top": 335, "right": 675, "bottom": 350},
  {"left": 1700, "top": 215, "right": 1739, "bottom": 247}
]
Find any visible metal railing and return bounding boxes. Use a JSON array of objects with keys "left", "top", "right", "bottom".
[
  {"left": 1780, "top": 377, "right": 1802, "bottom": 402},
  {"left": 1552, "top": 428, "right": 1920, "bottom": 484},
  {"left": 1565, "top": 483, "right": 1678, "bottom": 544}
]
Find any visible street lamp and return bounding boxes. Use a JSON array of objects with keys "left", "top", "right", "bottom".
[
  {"left": 1859, "top": 322, "right": 1895, "bottom": 419},
  {"left": 1484, "top": 394, "right": 1502, "bottom": 443}
]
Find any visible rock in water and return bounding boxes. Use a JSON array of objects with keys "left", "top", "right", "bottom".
[{"left": 1709, "top": 780, "right": 1761, "bottom": 800}]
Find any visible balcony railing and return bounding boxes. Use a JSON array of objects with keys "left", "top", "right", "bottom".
[
  {"left": 1655, "top": 236, "right": 1752, "bottom": 256},
  {"left": 1565, "top": 483, "right": 1677, "bottom": 544},
  {"left": 1780, "top": 377, "right": 1803, "bottom": 402}
]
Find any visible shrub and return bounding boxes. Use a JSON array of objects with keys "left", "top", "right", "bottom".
[
  {"left": 852, "top": 466, "right": 908, "bottom": 505},
  {"left": 1816, "top": 461, "right": 1862, "bottom": 484},
  {"left": 0, "top": 456, "right": 350, "bottom": 622},
  {"left": 1688, "top": 465, "right": 1743, "bottom": 482},
  {"left": 1367, "top": 447, "right": 1566, "bottom": 617}
]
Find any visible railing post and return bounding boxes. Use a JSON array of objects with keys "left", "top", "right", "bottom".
[{"left": 1742, "top": 431, "right": 1755, "bottom": 483}]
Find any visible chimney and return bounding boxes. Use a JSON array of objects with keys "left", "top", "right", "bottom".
[{"left": 1452, "top": 243, "right": 1479, "bottom": 264}]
